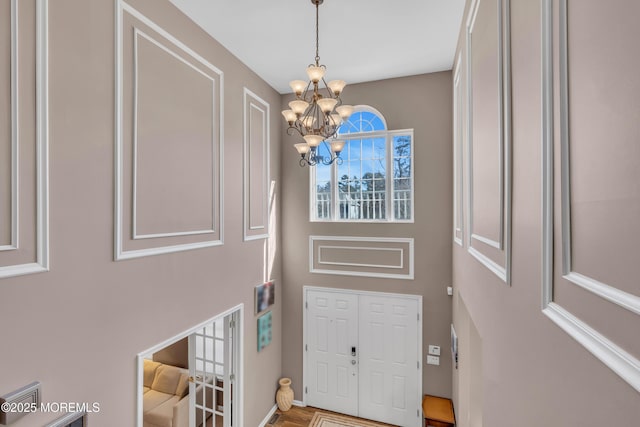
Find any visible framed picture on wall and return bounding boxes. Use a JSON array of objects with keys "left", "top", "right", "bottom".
[
  {"left": 255, "top": 281, "right": 275, "bottom": 315},
  {"left": 451, "top": 323, "right": 458, "bottom": 369},
  {"left": 257, "top": 311, "right": 273, "bottom": 352}
]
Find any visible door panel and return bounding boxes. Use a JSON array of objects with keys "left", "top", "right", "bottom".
[
  {"left": 359, "top": 295, "right": 420, "bottom": 427},
  {"left": 189, "top": 314, "right": 235, "bottom": 427},
  {"left": 305, "top": 289, "right": 421, "bottom": 427},
  {"left": 306, "top": 290, "right": 359, "bottom": 416}
]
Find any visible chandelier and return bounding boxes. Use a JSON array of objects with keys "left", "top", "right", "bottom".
[{"left": 281, "top": 0, "right": 354, "bottom": 167}]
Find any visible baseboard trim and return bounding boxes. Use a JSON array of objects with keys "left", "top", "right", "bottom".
[
  {"left": 292, "top": 400, "right": 306, "bottom": 407},
  {"left": 257, "top": 404, "right": 278, "bottom": 427}
]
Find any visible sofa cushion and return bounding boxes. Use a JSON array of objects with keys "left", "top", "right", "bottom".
[
  {"left": 144, "top": 360, "right": 162, "bottom": 388},
  {"left": 151, "top": 364, "right": 188, "bottom": 395},
  {"left": 143, "top": 390, "right": 174, "bottom": 413},
  {"left": 144, "top": 395, "right": 181, "bottom": 427},
  {"left": 175, "top": 372, "right": 189, "bottom": 399},
  {"left": 143, "top": 386, "right": 151, "bottom": 394}
]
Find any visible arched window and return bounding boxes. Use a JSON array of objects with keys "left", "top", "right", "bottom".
[{"left": 312, "top": 106, "right": 414, "bottom": 222}]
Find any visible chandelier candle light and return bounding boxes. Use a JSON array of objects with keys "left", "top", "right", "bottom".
[{"left": 282, "top": 0, "right": 354, "bottom": 167}]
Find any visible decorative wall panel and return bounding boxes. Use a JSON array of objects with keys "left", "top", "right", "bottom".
[
  {"left": 466, "top": 0, "right": 511, "bottom": 283},
  {"left": 309, "top": 236, "right": 414, "bottom": 280},
  {"left": 243, "top": 88, "right": 270, "bottom": 241},
  {"left": 0, "top": 0, "right": 49, "bottom": 279},
  {"left": 0, "top": 0, "right": 16, "bottom": 251},
  {"left": 542, "top": 0, "right": 640, "bottom": 392},
  {"left": 453, "top": 53, "right": 464, "bottom": 247},
  {"left": 115, "top": 0, "right": 223, "bottom": 260}
]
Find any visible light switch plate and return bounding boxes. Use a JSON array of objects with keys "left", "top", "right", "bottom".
[
  {"left": 428, "top": 345, "right": 441, "bottom": 356},
  {"left": 447, "top": 286, "right": 453, "bottom": 296},
  {"left": 427, "top": 355, "right": 440, "bottom": 366}
]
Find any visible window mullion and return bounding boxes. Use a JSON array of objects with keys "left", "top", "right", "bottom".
[
  {"left": 386, "top": 134, "right": 393, "bottom": 221},
  {"left": 310, "top": 165, "right": 315, "bottom": 221},
  {"left": 332, "top": 155, "right": 338, "bottom": 220}
]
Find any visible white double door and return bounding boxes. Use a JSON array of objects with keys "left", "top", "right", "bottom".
[{"left": 305, "top": 288, "right": 422, "bottom": 427}]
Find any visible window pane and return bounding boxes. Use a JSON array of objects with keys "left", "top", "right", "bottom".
[
  {"left": 348, "top": 139, "right": 361, "bottom": 160},
  {"left": 393, "top": 135, "right": 412, "bottom": 156},
  {"left": 314, "top": 149, "right": 332, "bottom": 220},
  {"left": 338, "top": 108, "right": 387, "bottom": 135},
  {"left": 374, "top": 138, "right": 386, "bottom": 159},
  {"left": 393, "top": 177, "right": 412, "bottom": 220},
  {"left": 347, "top": 160, "right": 362, "bottom": 180},
  {"left": 394, "top": 156, "right": 411, "bottom": 179},
  {"left": 361, "top": 138, "right": 373, "bottom": 160}
]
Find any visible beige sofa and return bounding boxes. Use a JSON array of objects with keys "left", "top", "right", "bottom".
[{"left": 143, "top": 360, "right": 190, "bottom": 427}]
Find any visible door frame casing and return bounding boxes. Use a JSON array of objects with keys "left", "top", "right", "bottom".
[
  {"left": 135, "top": 303, "right": 244, "bottom": 427},
  {"left": 302, "top": 286, "right": 423, "bottom": 414}
]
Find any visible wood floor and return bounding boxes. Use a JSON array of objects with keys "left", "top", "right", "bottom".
[{"left": 269, "top": 405, "right": 398, "bottom": 427}]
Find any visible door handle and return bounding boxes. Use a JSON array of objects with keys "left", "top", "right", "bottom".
[{"left": 351, "top": 346, "right": 356, "bottom": 356}]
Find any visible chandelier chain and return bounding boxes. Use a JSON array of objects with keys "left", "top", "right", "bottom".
[{"left": 315, "top": 2, "right": 320, "bottom": 65}]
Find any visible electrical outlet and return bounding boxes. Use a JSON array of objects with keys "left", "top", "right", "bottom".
[
  {"left": 447, "top": 286, "right": 453, "bottom": 296},
  {"left": 428, "top": 345, "right": 441, "bottom": 356},
  {"left": 427, "top": 355, "right": 440, "bottom": 366}
]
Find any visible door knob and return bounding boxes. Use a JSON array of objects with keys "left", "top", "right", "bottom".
[{"left": 351, "top": 360, "right": 356, "bottom": 365}]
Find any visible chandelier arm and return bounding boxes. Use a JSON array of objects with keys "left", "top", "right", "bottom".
[
  {"left": 287, "top": 126, "right": 304, "bottom": 137},
  {"left": 302, "top": 81, "right": 313, "bottom": 101},
  {"left": 321, "top": 76, "right": 335, "bottom": 99}
]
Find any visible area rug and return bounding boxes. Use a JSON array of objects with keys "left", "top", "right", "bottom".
[{"left": 309, "top": 411, "right": 394, "bottom": 427}]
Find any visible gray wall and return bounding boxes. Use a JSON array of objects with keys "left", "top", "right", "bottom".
[
  {"left": 452, "top": 0, "right": 640, "bottom": 425},
  {"left": 0, "top": 1, "right": 281, "bottom": 426},
  {"left": 280, "top": 72, "right": 454, "bottom": 399}
]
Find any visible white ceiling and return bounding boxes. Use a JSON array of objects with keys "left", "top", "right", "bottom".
[{"left": 169, "top": 0, "right": 466, "bottom": 94}]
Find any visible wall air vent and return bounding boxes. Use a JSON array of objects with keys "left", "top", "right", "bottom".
[{"left": 0, "top": 381, "right": 41, "bottom": 425}]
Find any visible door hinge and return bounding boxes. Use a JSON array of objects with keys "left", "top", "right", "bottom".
[
  {"left": 417, "top": 409, "right": 420, "bottom": 418},
  {"left": 305, "top": 344, "right": 308, "bottom": 351},
  {"left": 417, "top": 361, "right": 420, "bottom": 369},
  {"left": 417, "top": 313, "right": 420, "bottom": 321},
  {"left": 230, "top": 374, "right": 235, "bottom": 382},
  {"left": 305, "top": 301, "right": 308, "bottom": 309},
  {"left": 305, "top": 387, "right": 308, "bottom": 394},
  {"left": 229, "top": 320, "right": 235, "bottom": 329}
]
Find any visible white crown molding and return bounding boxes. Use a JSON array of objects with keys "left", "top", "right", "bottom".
[
  {"left": 465, "top": 0, "right": 512, "bottom": 284},
  {"left": 309, "top": 236, "right": 414, "bottom": 280},
  {"left": 541, "top": 0, "right": 640, "bottom": 393},
  {"left": 243, "top": 87, "right": 270, "bottom": 242},
  {"left": 114, "top": 0, "right": 224, "bottom": 260},
  {"left": 0, "top": 0, "right": 49, "bottom": 278}
]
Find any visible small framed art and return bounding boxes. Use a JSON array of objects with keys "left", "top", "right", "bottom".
[
  {"left": 255, "top": 281, "right": 275, "bottom": 315},
  {"left": 257, "top": 311, "right": 273, "bottom": 352}
]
